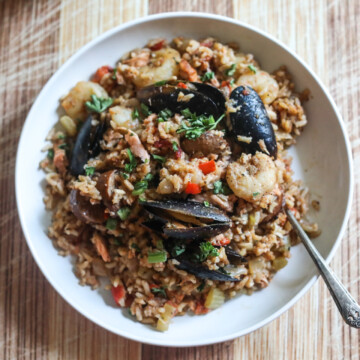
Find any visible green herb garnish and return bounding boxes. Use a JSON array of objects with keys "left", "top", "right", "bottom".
[
  {"left": 197, "top": 281, "right": 205, "bottom": 292},
  {"left": 172, "top": 141, "right": 179, "bottom": 152},
  {"left": 201, "top": 71, "right": 215, "bottom": 82},
  {"left": 147, "top": 250, "right": 167, "bottom": 263},
  {"left": 199, "top": 242, "right": 219, "bottom": 261},
  {"left": 58, "top": 143, "right": 68, "bottom": 150},
  {"left": 117, "top": 207, "right": 131, "bottom": 221},
  {"left": 156, "top": 238, "right": 164, "bottom": 250},
  {"left": 177, "top": 108, "right": 225, "bottom": 140},
  {"left": 154, "top": 80, "right": 167, "bottom": 86},
  {"left": 252, "top": 192, "right": 260, "bottom": 197},
  {"left": 151, "top": 286, "right": 167, "bottom": 298},
  {"left": 229, "top": 79, "right": 235, "bottom": 86},
  {"left": 124, "top": 148, "right": 137, "bottom": 173},
  {"left": 106, "top": 218, "right": 117, "bottom": 230},
  {"left": 132, "top": 108, "right": 139, "bottom": 119},
  {"left": 213, "top": 180, "right": 232, "bottom": 195},
  {"left": 47, "top": 149, "right": 54, "bottom": 160},
  {"left": 152, "top": 154, "right": 166, "bottom": 164},
  {"left": 85, "top": 94, "right": 113, "bottom": 113},
  {"left": 248, "top": 64, "right": 257, "bottom": 73},
  {"left": 157, "top": 108, "right": 173, "bottom": 122},
  {"left": 85, "top": 166, "right": 95, "bottom": 176},
  {"left": 203, "top": 201, "right": 210, "bottom": 207},
  {"left": 140, "top": 103, "right": 152, "bottom": 117},
  {"left": 57, "top": 134, "right": 66, "bottom": 139},
  {"left": 225, "top": 64, "right": 236, "bottom": 76},
  {"left": 171, "top": 243, "right": 186, "bottom": 257},
  {"left": 120, "top": 172, "right": 129, "bottom": 179},
  {"left": 112, "top": 68, "right": 117, "bottom": 80}
]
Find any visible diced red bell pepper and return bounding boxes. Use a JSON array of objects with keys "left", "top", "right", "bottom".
[
  {"left": 198, "top": 160, "right": 216, "bottom": 175},
  {"left": 221, "top": 80, "right": 232, "bottom": 93},
  {"left": 149, "top": 39, "right": 165, "bottom": 51},
  {"left": 177, "top": 82, "right": 188, "bottom": 89},
  {"left": 194, "top": 300, "right": 210, "bottom": 315},
  {"left": 211, "top": 236, "right": 231, "bottom": 246},
  {"left": 93, "top": 65, "right": 112, "bottom": 83},
  {"left": 200, "top": 39, "right": 214, "bottom": 48},
  {"left": 154, "top": 139, "right": 171, "bottom": 149},
  {"left": 111, "top": 285, "right": 125, "bottom": 305},
  {"left": 185, "top": 182, "right": 201, "bottom": 195}
]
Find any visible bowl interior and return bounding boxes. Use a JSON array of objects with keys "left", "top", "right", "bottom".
[{"left": 16, "top": 13, "right": 352, "bottom": 346}]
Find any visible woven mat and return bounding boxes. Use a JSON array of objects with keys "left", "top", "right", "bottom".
[{"left": 0, "top": 0, "right": 359, "bottom": 359}]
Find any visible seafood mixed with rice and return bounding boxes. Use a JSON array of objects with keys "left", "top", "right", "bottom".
[{"left": 40, "top": 37, "right": 319, "bottom": 331}]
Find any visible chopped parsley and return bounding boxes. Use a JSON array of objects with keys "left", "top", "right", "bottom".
[
  {"left": 154, "top": 80, "right": 167, "bottom": 86},
  {"left": 85, "top": 94, "right": 113, "bottom": 113},
  {"left": 248, "top": 64, "right": 257, "bottom": 73},
  {"left": 157, "top": 108, "right": 173, "bottom": 122},
  {"left": 172, "top": 141, "right": 179, "bottom": 151},
  {"left": 203, "top": 201, "right": 210, "bottom": 207},
  {"left": 151, "top": 286, "right": 167, "bottom": 298},
  {"left": 132, "top": 108, "right": 139, "bottom": 119},
  {"left": 58, "top": 143, "right": 69, "bottom": 150},
  {"left": 124, "top": 148, "right": 137, "bottom": 173},
  {"left": 106, "top": 218, "right": 117, "bottom": 230},
  {"left": 112, "top": 68, "right": 117, "bottom": 80},
  {"left": 197, "top": 281, "right": 205, "bottom": 292},
  {"left": 229, "top": 79, "right": 235, "bottom": 86},
  {"left": 120, "top": 172, "right": 129, "bottom": 179},
  {"left": 140, "top": 103, "right": 152, "bottom": 117},
  {"left": 252, "top": 192, "right": 260, "bottom": 197},
  {"left": 225, "top": 64, "right": 236, "bottom": 76},
  {"left": 117, "top": 207, "right": 131, "bottom": 221},
  {"left": 170, "top": 242, "right": 186, "bottom": 257},
  {"left": 132, "top": 173, "right": 153, "bottom": 196},
  {"left": 85, "top": 166, "right": 95, "bottom": 176},
  {"left": 193, "top": 242, "right": 219, "bottom": 262},
  {"left": 152, "top": 154, "right": 166, "bottom": 164},
  {"left": 47, "top": 149, "right": 54, "bottom": 160},
  {"left": 213, "top": 180, "right": 232, "bottom": 195},
  {"left": 201, "top": 71, "right": 215, "bottom": 82},
  {"left": 57, "top": 134, "right": 66, "bottom": 139},
  {"left": 177, "top": 108, "right": 225, "bottom": 140}
]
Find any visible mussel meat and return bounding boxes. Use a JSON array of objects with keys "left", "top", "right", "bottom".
[
  {"left": 69, "top": 115, "right": 107, "bottom": 176},
  {"left": 229, "top": 85, "right": 277, "bottom": 158},
  {"left": 137, "top": 81, "right": 225, "bottom": 119}
]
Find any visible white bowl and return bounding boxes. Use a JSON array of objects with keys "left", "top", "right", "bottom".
[{"left": 16, "top": 12, "right": 353, "bottom": 347}]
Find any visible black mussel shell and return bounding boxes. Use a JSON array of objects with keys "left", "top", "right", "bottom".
[
  {"left": 69, "top": 115, "right": 107, "bottom": 176},
  {"left": 224, "top": 246, "right": 247, "bottom": 264},
  {"left": 176, "top": 259, "right": 240, "bottom": 282},
  {"left": 141, "top": 200, "right": 230, "bottom": 224},
  {"left": 229, "top": 85, "right": 277, "bottom": 158},
  {"left": 137, "top": 82, "right": 225, "bottom": 119}
]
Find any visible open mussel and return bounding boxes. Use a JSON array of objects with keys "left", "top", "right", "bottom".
[
  {"left": 137, "top": 80, "right": 226, "bottom": 119},
  {"left": 228, "top": 85, "right": 277, "bottom": 158},
  {"left": 69, "top": 115, "right": 107, "bottom": 176},
  {"left": 141, "top": 199, "right": 230, "bottom": 241}
]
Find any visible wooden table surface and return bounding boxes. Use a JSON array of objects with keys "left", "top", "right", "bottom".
[{"left": 1, "top": 0, "right": 359, "bottom": 359}]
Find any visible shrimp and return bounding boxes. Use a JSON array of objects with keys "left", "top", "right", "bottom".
[
  {"left": 124, "top": 129, "right": 150, "bottom": 162},
  {"left": 133, "top": 48, "right": 180, "bottom": 88},
  {"left": 236, "top": 70, "right": 279, "bottom": 104},
  {"left": 61, "top": 81, "right": 108, "bottom": 120},
  {"left": 179, "top": 59, "right": 198, "bottom": 82},
  {"left": 226, "top": 152, "right": 277, "bottom": 202}
]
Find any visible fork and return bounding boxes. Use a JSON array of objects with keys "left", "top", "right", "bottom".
[{"left": 285, "top": 208, "right": 360, "bottom": 328}]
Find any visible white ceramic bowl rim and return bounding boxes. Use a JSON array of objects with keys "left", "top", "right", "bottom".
[{"left": 15, "top": 12, "right": 353, "bottom": 347}]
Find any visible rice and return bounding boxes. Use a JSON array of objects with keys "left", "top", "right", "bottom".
[{"left": 41, "top": 36, "right": 318, "bottom": 331}]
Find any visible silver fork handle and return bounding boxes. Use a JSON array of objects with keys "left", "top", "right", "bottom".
[{"left": 285, "top": 208, "right": 360, "bottom": 328}]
